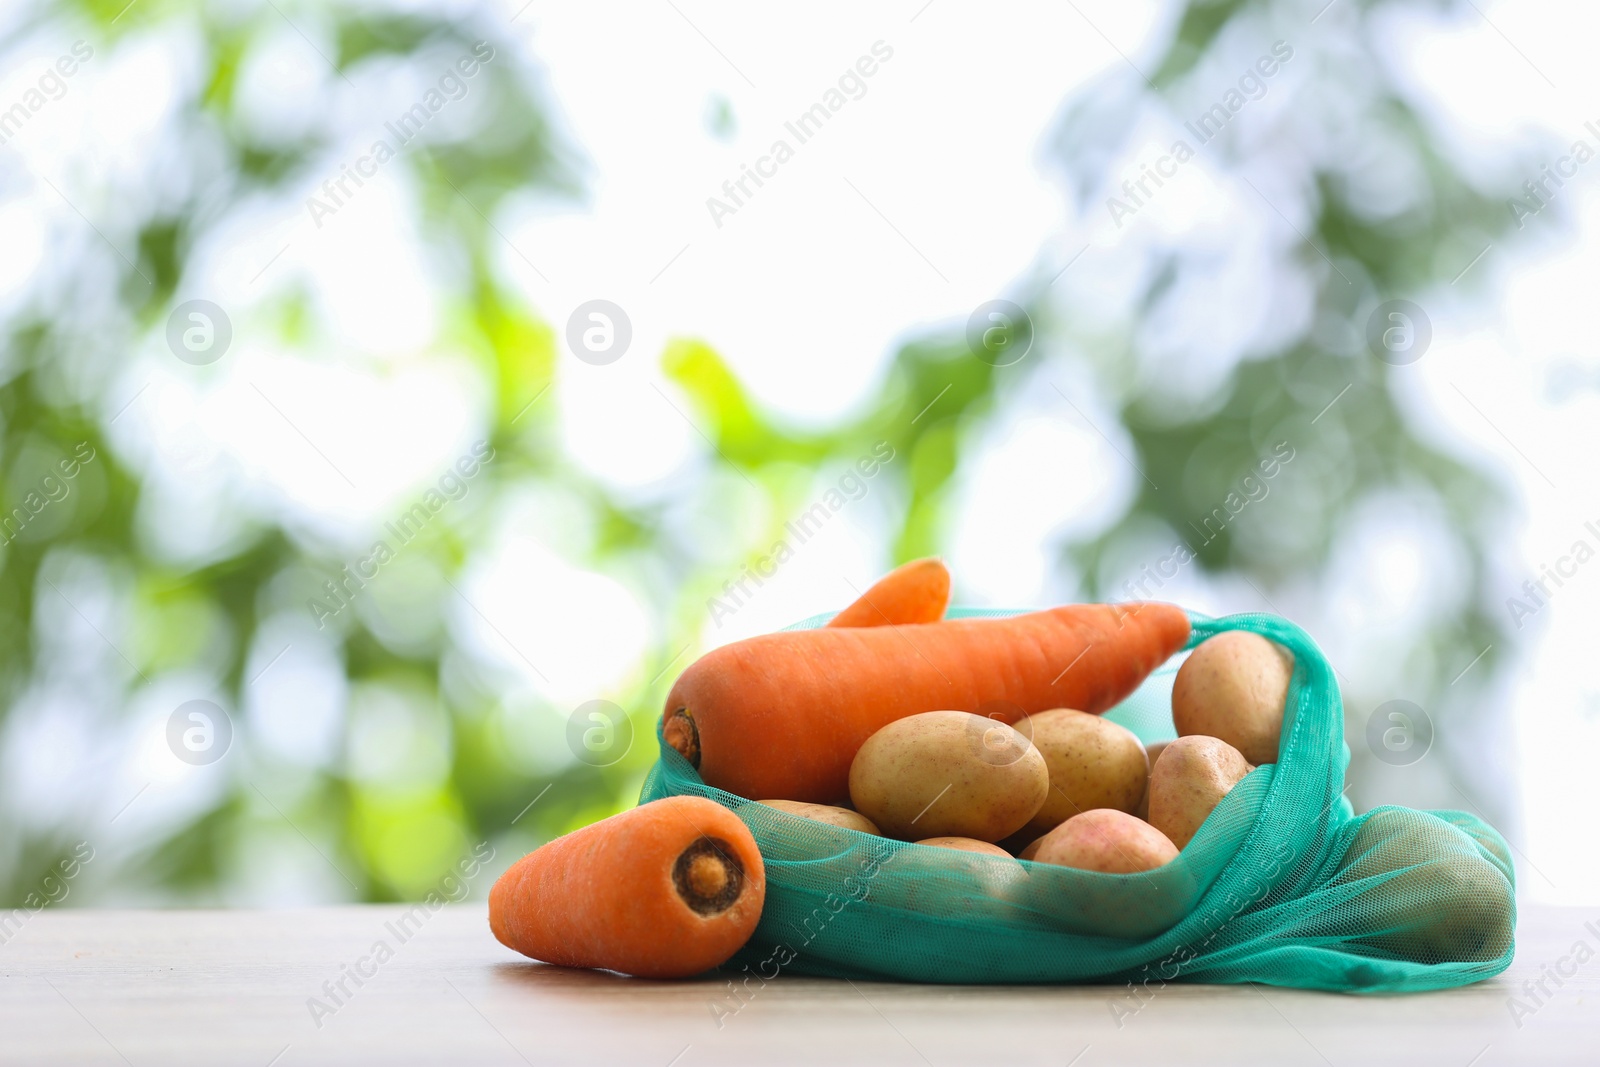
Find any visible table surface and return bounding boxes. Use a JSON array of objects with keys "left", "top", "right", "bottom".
[{"left": 0, "top": 903, "right": 1594, "bottom": 1066}]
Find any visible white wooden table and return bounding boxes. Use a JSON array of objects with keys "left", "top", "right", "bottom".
[{"left": 0, "top": 905, "right": 1592, "bottom": 1065}]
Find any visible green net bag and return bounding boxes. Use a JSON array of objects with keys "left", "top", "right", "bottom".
[{"left": 638, "top": 608, "right": 1516, "bottom": 993}]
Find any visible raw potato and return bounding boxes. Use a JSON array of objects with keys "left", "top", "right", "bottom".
[
  {"left": 758, "top": 799, "right": 880, "bottom": 835},
  {"left": 1016, "top": 835, "right": 1044, "bottom": 861},
  {"left": 849, "top": 711, "right": 1048, "bottom": 842},
  {"left": 1015, "top": 708, "right": 1149, "bottom": 836},
  {"left": 916, "top": 837, "right": 1012, "bottom": 858},
  {"left": 1147, "top": 736, "right": 1253, "bottom": 850},
  {"left": 872, "top": 837, "right": 1028, "bottom": 917},
  {"left": 1031, "top": 809, "right": 1178, "bottom": 873},
  {"left": 1172, "top": 631, "right": 1293, "bottom": 765},
  {"left": 1131, "top": 740, "right": 1172, "bottom": 822},
  {"left": 1340, "top": 809, "right": 1514, "bottom": 963}
]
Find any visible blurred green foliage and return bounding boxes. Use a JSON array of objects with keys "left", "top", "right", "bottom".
[{"left": 0, "top": 0, "right": 1522, "bottom": 905}]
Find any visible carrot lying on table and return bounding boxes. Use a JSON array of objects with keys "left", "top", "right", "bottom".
[
  {"left": 826, "top": 558, "right": 950, "bottom": 628},
  {"left": 489, "top": 796, "right": 765, "bottom": 979},
  {"left": 663, "top": 602, "right": 1190, "bottom": 804}
]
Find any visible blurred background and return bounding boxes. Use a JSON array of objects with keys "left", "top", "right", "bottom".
[{"left": 1, "top": 0, "right": 1594, "bottom": 910}]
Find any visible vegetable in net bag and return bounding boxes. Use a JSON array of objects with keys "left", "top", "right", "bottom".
[{"left": 639, "top": 608, "right": 1515, "bottom": 992}]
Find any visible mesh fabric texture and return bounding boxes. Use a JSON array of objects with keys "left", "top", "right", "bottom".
[{"left": 639, "top": 609, "right": 1515, "bottom": 991}]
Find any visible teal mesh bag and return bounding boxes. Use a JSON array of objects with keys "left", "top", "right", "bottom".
[{"left": 638, "top": 609, "right": 1516, "bottom": 992}]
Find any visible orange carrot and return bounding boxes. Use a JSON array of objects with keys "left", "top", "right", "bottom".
[
  {"left": 663, "top": 602, "right": 1189, "bottom": 803},
  {"left": 827, "top": 558, "right": 950, "bottom": 628},
  {"left": 489, "top": 796, "right": 765, "bottom": 979}
]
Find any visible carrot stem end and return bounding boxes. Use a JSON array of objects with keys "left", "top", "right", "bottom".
[
  {"left": 672, "top": 836, "right": 744, "bottom": 916},
  {"left": 664, "top": 708, "right": 700, "bottom": 768}
]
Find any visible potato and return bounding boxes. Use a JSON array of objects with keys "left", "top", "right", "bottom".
[
  {"left": 1147, "top": 735, "right": 1252, "bottom": 850},
  {"left": 915, "top": 836, "right": 1013, "bottom": 858},
  {"left": 1131, "top": 739, "right": 1171, "bottom": 821},
  {"left": 1016, "top": 835, "right": 1044, "bottom": 861},
  {"left": 1339, "top": 809, "right": 1513, "bottom": 963},
  {"left": 848, "top": 711, "right": 1048, "bottom": 841},
  {"left": 1014, "top": 708, "right": 1148, "bottom": 836},
  {"left": 1172, "top": 631, "right": 1293, "bottom": 765},
  {"left": 868, "top": 839, "right": 1029, "bottom": 918},
  {"left": 1031, "top": 809, "right": 1178, "bottom": 873},
  {"left": 757, "top": 799, "right": 880, "bottom": 835},
  {"left": 1434, "top": 810, "right": 1514, "bottom": 884}
]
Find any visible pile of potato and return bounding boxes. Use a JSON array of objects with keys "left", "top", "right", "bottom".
[{"left": 758, "top": 630, "right": 1295, "bottom": 872}]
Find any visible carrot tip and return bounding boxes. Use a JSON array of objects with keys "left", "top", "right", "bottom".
[
  {"left": 664, "top": 708, "right": 700, "bottom": 768},
  {"left": 673, "top": 837, "right": 744, "bottom": 916}
]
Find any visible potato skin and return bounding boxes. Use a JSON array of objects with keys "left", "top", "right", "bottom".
[
  {"left": 1147, "top": 735, "right": 1252, "bottom": 850},
  {"left": 1131, "top": 739, "right": 1171, "bottom": 822},
  {"left": 757, "top": 799, "right": 880, "bottom": 835},
  {"left": 915, "top": 836, "right": 1013, "bottom": 857},
  {"left": 1172, "top": 631, "right": 1293, "bottom": 765},
  {"left": 1031, "top": 809, "right": 1178, "bottom": 873},
  {"left": 1339, "top": 808, "right": 1514, "bottom": 963},
  {"left": 848, "top": 711, "right": 1048, "bottom": 842},
  {"left": 1013, "top": 708, "right": 1149, "bottom": 836}
]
